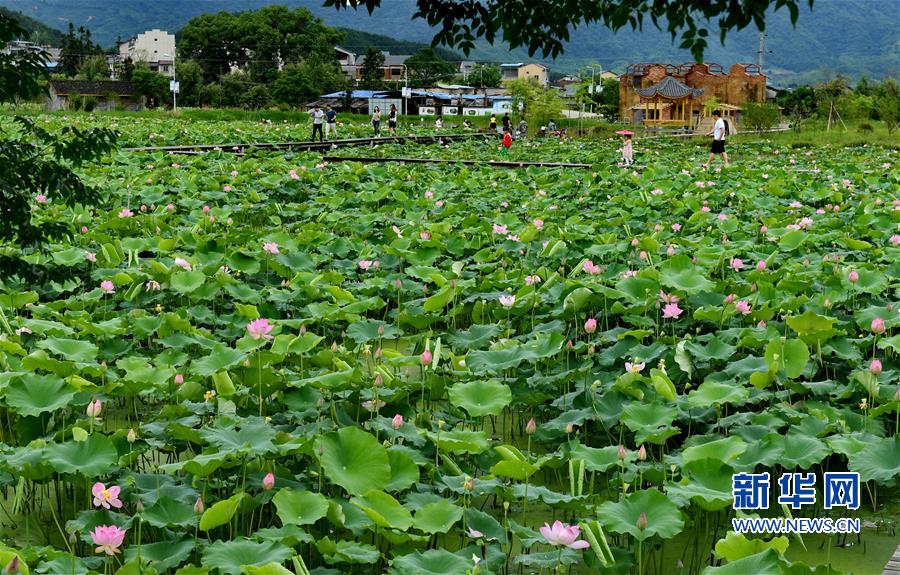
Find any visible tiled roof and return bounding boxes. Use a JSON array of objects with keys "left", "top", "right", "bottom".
[
  {"left": 49, "top": 80, "right": 137, "bottom": 96},
  {"left": 636, "top": 76, "right": 704, "bottom": 99}
]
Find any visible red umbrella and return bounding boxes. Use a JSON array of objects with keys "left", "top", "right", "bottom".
[{"left": 615, "top": 130, "right": 634, "bottom": 136}]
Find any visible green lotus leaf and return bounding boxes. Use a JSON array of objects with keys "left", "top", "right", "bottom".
[
  {"left": 666, "top": 459, "right": 734, "bottom": 511},
  {"left": 426, "top": 429, "right": 489, "bottom": 454},
  {"left": 44, "top": 433, "right": 118, "bottom": 476},
  {"left": 598, "top": 488, "right": 684, "bottom": 541},
  {"left": 390, "top": 548, "right": 473, "bottom": 575},
  {"left": 170, "top": 270, "right": 207, "bottom": 294},
  {"left": 346, "top": 319, "right": 402, "bottom": 343},
  {"left": 448, "top": 379, "right": 511, "bottom": 417},
  {"left": 142, "top": 498, "right": 198, "bottom": 528},
  {"left": 199, "top": 493, "right": 244, "bottom": 531},
  {"left": 6, "top": 375, "right": 76, "bottom": 417},
  {"left": 124, "top": 536, "right": 195, "bottom": 572},
  {"left": 351, "top": 490, "right": 413, "bottom": 530},
  {"left": 786, "top": 311, "right": 837, "bottom": 345},
  {"left": 241, "top": 564, "right": 294, "bottom": 575},
  {"left": 272, "top": 489, "right": 329, "bottom": 526},
  {"left": 660, "top": 255, "right": 715, "bottom": 294},
  {"left": 386, "top": 450, "right": 420, "bottom": 492},
  {"left": 714, "top": 531, "right": 789, "bottom": 562},
  {"left": 36, "top": 337, "right": 98, "bottom": 362},
  {"left": 200, "top": 539, "right": 292, "bottom": 575},
  {"left": 686, "top": 379, "right": 750, "bottom": 408},
  {"left": 318, "top": 426, "right": 390, "bottom": 495},
  {"left": 191, "top": 344, "right": 247, "bottom": 377},
  {"left": 682, "top": 436, "right": 747, "bottom": 465},
  {"left": 765, "top": 338, "right": 809, "bottom": 379},
  {"left": 412, "top": 499, "right": 463, "bottom": 534},
  {"left": 848, "top": 435, "right": 900, "bottom": 483}
]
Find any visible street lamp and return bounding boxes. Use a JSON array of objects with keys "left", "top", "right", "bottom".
[{"left": 162, "top": 52, "right": 177, "bottom": 113}]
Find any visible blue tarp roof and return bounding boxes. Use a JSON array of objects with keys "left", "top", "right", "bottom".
[{"left": 319, "top": 90, "right": 389, "bottom": 98}]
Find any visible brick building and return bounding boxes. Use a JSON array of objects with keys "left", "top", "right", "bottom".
[{"left": 620, "top": 62, "right": 766, "bottom": 129}]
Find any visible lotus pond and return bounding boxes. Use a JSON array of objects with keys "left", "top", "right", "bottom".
[{"left": 0, "top": 120, "right": 898, "bottom": 575}]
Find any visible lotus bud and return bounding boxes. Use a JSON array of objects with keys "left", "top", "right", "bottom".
[
  {"left": 174, "top": 373, "right": 184, "bottom": 386},
  {"left": 565, "top": 423, "right": 574, "bottom": 433},
  {"left": 871, "top": 317, "right": 885, "bottom": 334},
  {"left": 588, "top": 345, "right": 595, "bottom": 354},
  {"left": 637, "top": 444, "right": 647, "bottom": 461},
  {"left": 81, "top": 226, "right": 88, "bottom": 234},
  {"left": 420, "top": 349, "right": 433, "bottom": 365},
  {"left": 86, "top": 399, "right": 102, "bottom": 418},
  {"left": 631, "top": 238, "right": 639, "bottom": 247},
  {"left": 262, "top": 472, "right": 275, "bottom": 491},
  {"left": 394, "top": 278, "right": 402, "bottom": 289},
  {"left": 194, "top": 497, "right": 204, "bottom": 513},
  {"left": 636, "top": 511, "right": 648, "bottom": 530},
  {"left": 127, "top": 428, "right": 137, "bottom": 443},
  {"left": 6, "top": 555, "right": 19, "bottom": 574},
  {"left": 298, "top": 325, "right": 306, "bottom": 336},
  {"left": 566, "top": 339, "right": 574, "bottom": 349},
  {"left": 135, "top": 499, "right": 144, "bottom": 513},
  {"left": 463, "top": 476, "right": 474, "bottom": 491},
  {"left": 869, "top": 359, "right": 882, "bottom": 375},
  {"left": 584, "top": 318, "right": 597, "bottom": 334},
  {"left": 756, "top": 260, "right": 766, "bottom": 271},
  {"left": 375, "top": 347, "right": 383, "bottom": 359},
  {"left": 760, "top": 225, "right": 768, "bottom": 234},
  {"left": 374, "top": 373, "right": 383, "bottom": 387},
  {"left": 724, "top": 294, "right": 734, "bottom": 304},
  {"left": 525, "top": 418, "right": 536, "bottom": 435},
  {"left": 331, "top": 341, "right": 338, "bottom": 352},
  {"left": 849, "top": 270, "right": 859, "bottom": 283},
  {"left": 68, "top": 532, "right": 78, "bottom": 545},
  {"left": 894, "top": 386, "right": 900, "bottom": 401},
  {"left": 392, "top": 414, "right": 403, "bottom": 429},
  {"left": 377, "top": 324, "right": 385, "bottom": 335},
  {"left": 617, "top": 445, "right": 627, "bottom": 460}
]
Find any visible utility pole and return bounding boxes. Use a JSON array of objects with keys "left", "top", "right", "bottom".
[{"left": 758, "top": 32, "right": 765, "bottom": 71}]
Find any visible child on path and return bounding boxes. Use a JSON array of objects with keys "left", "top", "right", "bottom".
[
  {"left": 616, "top": 130, "right": 634, "bottom": 165},
  {"left": 500, "top": 128, "right": 513, "bottom": 155},
  {"left": 489, "top": 114, "right": 497, "bottom": 132},
  {"left": 388, "top": 104, "right": 398, "bottom": 135}
]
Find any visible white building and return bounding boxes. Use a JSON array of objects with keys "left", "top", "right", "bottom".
[{"left": 119, "top": 29, "right": 176, "bottom": 77}]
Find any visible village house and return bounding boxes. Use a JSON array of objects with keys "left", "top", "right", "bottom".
[
  {"left": 500, "top": 63, "right": 550, "bottom": 87},
  {"left": 619, "top": 62, "right": 767, "bottom": 130},
  {"left": 118, "top": 29, "right": 176, "bottom": 77},
  {"left": 46, "top": 80, "right": 142, "bottom": 111},
  {"left": 334, "top": 46, "right": 411, "bottom": 83},
  {"left": 2, "top": 40, "right": 60, "bottom": 72}
]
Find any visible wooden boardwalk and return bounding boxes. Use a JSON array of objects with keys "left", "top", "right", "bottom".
[
  {"left": 123, "top": 133, "right": 494, "bottom": 155},
  {"left": 884, "top": 543, "right": 900, "bottom": 575},
  {"left": 321, "top": 155, "right": 592, "bottom": 170}
]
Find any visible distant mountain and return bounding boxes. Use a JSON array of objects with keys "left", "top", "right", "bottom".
[
  {"left": 1, "top": 0, "right": 896, "bottom": 84},
  {"left": 0, "top": 6, "right": 64, "bottom": 45}
]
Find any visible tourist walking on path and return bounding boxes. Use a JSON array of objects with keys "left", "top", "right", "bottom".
[
  {"left": 703, "top": 110, "right": 729, "bottom": 168},
  {"left": 616, "top": 130, "right": 634, "bottom": 165},
  {"left": 489, "top": 114, "right": 497, "bottom": 132},
  {"left": 502, "top": 113, "right": 511, "bottom": 132},
  {"left": 324, "top": 106, "right": 337, "bottom": 140},
  {"left": 309, "top": 104, "right": 324, "bottom": 142},
  {"left": 372, "top": 106, "right": 381, "bottom": 136},
  {"left": 388, "top": 104, "right": 398, "bottom": 135}
]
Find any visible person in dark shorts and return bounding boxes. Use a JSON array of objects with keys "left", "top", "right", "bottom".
[
  {"left": 388, "top": 104, "right": 398, "bottom": 135},
  {"left": 372, "top": 106, "right": 381, "bottom": 136},
  {"left": 489, "top": 114, "right": 497, "bottom": 131},
  {"left": 703, "top": 109, "right": 729, "bottom": 168},
  {"left": 324, "top": 105, "right": 337, "bottom": 140},
  {"left": 502, "top": 112, "right": 511, "bottom": 132}
]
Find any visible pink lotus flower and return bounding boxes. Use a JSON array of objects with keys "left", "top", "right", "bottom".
[
  {"left": 869, "top": 359, "right": 882, "bottom": 375},
  {"left": 165, "top": 203, "right": 175, "bottom": 211},
  {"left": 506, "top": 234, "right": 519, "bottom": 241},
  {"left": 637, "top": 444, "right": 647, "bottom": 461},
  {"left": 230, "top": 170, "right": 239, "bottom": 177},
  {"left": 247, "top": 318, "right": 274, "bottom": 340},
  {"left": 724, "top": 293, "right": 735, "bottom": 304},
  {"left": 662, "top": 303, "right": 683, "bottom": 319},
  {"left": 289, "top": 169, "right": 300, "bottom": 180},
  {"left": 90, "top": 525, "right": 126, "bottom": 556},
  {"left": 639, "top": 250, "right": 648, "bottom": 260},
  {"left": 618, "top": 445, "right": 627, "bottom": 459},
  {"left": 651, "top": 188, "right": 663, "bottom": 195},
  {"left": 174, "top": 257, "right": 192, "bottom": 271},
  {"left": 524, "top": 275, "right": 542, "bottom": 286},
  {"left": 435, "top": 200, "right": 444, "bottom": 207},
  {"left": 420, "top": 349, "right": 433, "bottom": 365},
  {"left": 425, "top": 191, "right": 434, "bottom": 199},
  {"left": 174, "top": 374, "right": 184, "bottom": 386},
  {"left": 659, "top": 290, "right": 679, "bottom": 304},
  {"left": 499, "top": 295, "right": 516, "bottom": 307},
  {"left": 584, "top": 318, "right": 597, "bottom": 333},
  {"left": 735, "top": 300, "right": 752, "bottom": 315},
  {"left": 757, "top": 320, "right": 767, "bottom": 328},
  {"left": 717, "top": 213, "right": 728, "bottom": 221},
  {"left": 92, "top": 483, "right": 123, "bottom": 509},
  {"left": 539, "top": 521, "right": 590, "bottom": 549},
  {"left": 358, "top": 260, "right": 375, "bottom": 270},
  {"left": 263, "top": 242, "right": 279, "bottom": 254},
  {"left": 262, "top": 472, "right": 275, "bottom": 491},
  {"left": 849, "top": 270, "right": 859, "bottom": 283},
  {"left": 700, "top": 206, "right": 711, "bottom": 213},
  {"left": 871, "top": 317, "right": 886, "bottom": 334},
  {"left": 760, "top": 225, "right": 768, "bottom": 234},
  {"left": 468, "top": 528, "right": 484, "bottom": 538},
  {"left": 891, "top": 235, "right": 900, "bottom": 246},
  {"left": 583, "top": 259, "right": 601, "bottom": 275},
  {"left": 533, "top": 219, "right": 544, "bottom": 230},
  {"left": 625, "top": 362, "right": 645, "bottom": 374},
  {"left": 86, "top": 399, "right": 102, "bottom": 418},
  {"left": 671, "top": 223, "right": 681, "bottom": 232},
  {"left": 731, "top": 258, "right": 743, "bottom": 270},
  {"left": 81, "top": 226, "right": 88, "bottom": 234},
  {"left": 145, "top": 280, "right": 160, "bottom": 291},
  {"left": 100, "top": 280, "right": 115, "bottom": 294},
  {"left": 14, "top": 327, "right": 31, "bottom": 336},
  {"left": 86, "top": 251, "right": 97, "bottom": 262},
  {"left": 622, "top": 269, "right": 637, "bottom": 278},
  {"left": 419, "top": 231, "right": 431, "bottom": 240},
  {"left": 525, "top": 417, "right": 537, "bottom": 434},
  {"left": 223, "top": 185, "right": 232, "bottom": 192},
  {"left": 799, "top": 217, "right": 813, "bottom": 229},
  {"left": 202, "top": 205, "right": 211, "bottom": 214},
  {"left": 392, "top": 414, "right": 404, "bottom": 429},
  {"left": 756, "top": 260, "right": 766, "bottom": 271},
  {"left": 492, "top": 223, "right": 508, "bottom": 235},
  {"left": 667, "top": 245, "right": 676, "bottom": 256},
  {"left": 35, "top": 194, "right": 47, "bottom": 203},
  {"left": 118, "top": 208, "right": 133, "bottom": 218}
]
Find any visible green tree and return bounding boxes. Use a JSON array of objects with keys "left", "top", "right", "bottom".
[
  {"left": 174, "top": 59, "right": 204, "bottom": 107},
  {"left": 131, "top": 63, "right": 169, "bottom": 108},
  {"left": 405, "top": 47, "right": 456, "bottom": 87},
  {"left": 575, "top": 77, "right": 619, "bottom": 120},
  {"left": 78, "top": 55, "right": 109, "bottom": 81},
  {"left": 466, "top": 64, "right": 501, "bottom": 88},
  {"left": 506, "top": 78, "right": 563, "bottom": 132},
  {"left": 326, "top": 0, "right": 812, "bottom": 60},
  {"left": 359, "top": 48, "right": 385, "bottom": 89},
  {"left": 0, "top": 13, "right": 116, "bottom": 252},
  {"left": 874, "top": 78, "right": 899, "bottom": 134},
  {"left": 59, "top": 22, "right": 101, "bottom": 77},
  {"left": 118, "top": 57, "right": 135, "bottom": 81},
  {"left": 242, "top": 84, "right": 271, "bottom": 110},
  {"left": 741, "top": 101, "right": 780, "bottom": 132}
]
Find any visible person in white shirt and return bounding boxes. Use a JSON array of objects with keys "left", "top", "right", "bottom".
[
  {"left": 703, "top": 109, "right": 729, "bottom": 168},
  {"left": 309, "top": 105, "right": 325, "bottom": 142}
]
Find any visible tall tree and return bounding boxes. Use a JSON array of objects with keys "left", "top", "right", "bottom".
[
  {"left": 0, "top": 13, "right": 116, "bottom": 254},
  {"left": 359, "top": 48, "right": 385, "bottom": 89},
  {"left": 405, "top": 47, "right": 456, "bottom": 87},
  {"left": 59, "top": 23, "right": 101, "bottom": 77},
  {"left": 78, "top": 55, "right": 109, "bottom": 81},
  {"left": 326, "top": 0, "right": 813, "bottom": 61},
  {"left": 467, "top": 64, "right": 501, "bottom": 88}
]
